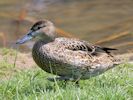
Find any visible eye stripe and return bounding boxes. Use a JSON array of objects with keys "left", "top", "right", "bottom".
[{"left": 31, "top": 21, "right": 46, "bottom": 31}]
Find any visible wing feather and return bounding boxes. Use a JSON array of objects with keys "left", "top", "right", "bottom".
[{"left": 55, "top": 37, "right": 117, "bottom": 55}]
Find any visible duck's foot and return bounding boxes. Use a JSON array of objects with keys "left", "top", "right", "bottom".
[
  {"left": 47, "top": 77, "right": 80, "bottom": 86},
  {"left": 47, "top": 76, "right": 73, "bottom": 82}
]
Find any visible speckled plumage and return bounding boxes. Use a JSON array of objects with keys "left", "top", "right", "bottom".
[
  {"left": 32, "top": 37, "right": 120, "bottom": 80},
  {"left": 17, "top": 20, "right": 122, "bottom": 81}
]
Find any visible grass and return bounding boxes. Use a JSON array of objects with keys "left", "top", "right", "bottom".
[
  {"left": 0, "top": 48, "right": 132, "bottom": 100},
  {"left": 0, "top": 48, "right": 16, "bottom": 78}
]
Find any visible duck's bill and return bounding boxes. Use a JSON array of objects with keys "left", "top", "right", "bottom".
[
  {"left": 16, "top": 35, "right": 33, "bottom": 44},
  {"left": 16, "top": 31, "right": 34, "bottom": 44}
]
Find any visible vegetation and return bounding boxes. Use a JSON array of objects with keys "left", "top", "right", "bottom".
[{"left": 0, "top": 48, "right": 132, "bottom": 100}]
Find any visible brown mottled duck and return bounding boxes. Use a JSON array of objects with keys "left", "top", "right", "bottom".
[{"left": 16, "top": 20, "right": 122, "bottom": 83}]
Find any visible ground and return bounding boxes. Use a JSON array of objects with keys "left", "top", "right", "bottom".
[{"left": 0, "top": 48, "right": 132, "bottom": 100}]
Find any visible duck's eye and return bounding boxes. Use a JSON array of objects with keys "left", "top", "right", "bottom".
[
  {"left": 37, "top": 26, "right": 41, "bottom": 30},
  {"left": 37, "top": 25, "right": 46, "bottom": 30}
]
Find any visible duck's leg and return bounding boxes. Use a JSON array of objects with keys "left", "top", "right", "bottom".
[
  {"left": 73, "top": 76, "right": 81, "bottom": 87},
  {"left": 47, "top": 76, "right": 71, "bottom": 82},
  {"left": 48, "top": 77, "right": 80, "bottom": 86},
  {"left": 75, "top": 81, "right": 79, "bottom": 87}
]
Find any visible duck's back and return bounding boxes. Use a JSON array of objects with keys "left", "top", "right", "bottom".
[{"left": 32, "top": 37, "right": 120, "bottom": 79}]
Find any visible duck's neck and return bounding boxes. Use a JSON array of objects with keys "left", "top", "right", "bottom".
[
  {"left": 32, "top": 37, "right": 53, "bottom": 58},
  {"left": 36, "top": 31, "right": 58, "bottom": 44},
  {"left": 39, "top": 36, "right": 55, "bottom": 44},
  {"left": 32, "top": 31, "right": 57, "bottom": 53}
]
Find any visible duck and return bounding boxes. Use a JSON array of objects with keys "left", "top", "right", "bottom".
[{"left": 16, "top": 20, "right": 122, "bottom": 83}]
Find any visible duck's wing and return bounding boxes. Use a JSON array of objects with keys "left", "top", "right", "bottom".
[{"left": 55, "top": 38, "right": 117, "bottom": 55}]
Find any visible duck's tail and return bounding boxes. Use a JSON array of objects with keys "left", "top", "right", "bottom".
[{"left": 113, "top": 53, "right": 133, "bottom": 65}]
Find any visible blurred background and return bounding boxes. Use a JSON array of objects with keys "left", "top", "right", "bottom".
[{"left": 0, "top": 0, "right": 133, "bottom": 54}]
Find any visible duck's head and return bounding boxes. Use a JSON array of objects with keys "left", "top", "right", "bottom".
[{"left": 16, "top": 20, "right": 56, "bottom": 44}]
